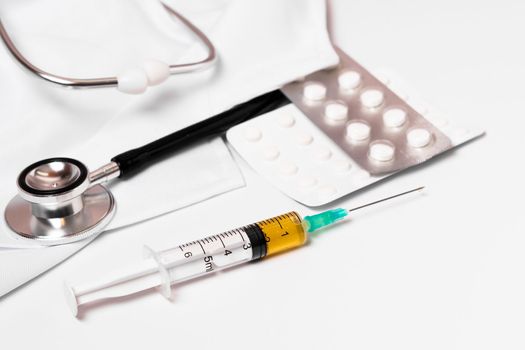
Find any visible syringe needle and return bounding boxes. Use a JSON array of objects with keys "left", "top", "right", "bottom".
[
  {"left": 303, "top": 186, "right": 425, "bottom": 233},
  {"left": 347, "top": 186, "right": 425, "bottom": 213}
]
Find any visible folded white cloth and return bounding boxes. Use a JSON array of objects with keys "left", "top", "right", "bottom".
[{"left": 0, "top": 0, "right": 338, "bottom": 296}]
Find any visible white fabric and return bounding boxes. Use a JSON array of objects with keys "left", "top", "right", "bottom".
[{"left": 0, "top": 0, "right": 338, "bottom": 296}]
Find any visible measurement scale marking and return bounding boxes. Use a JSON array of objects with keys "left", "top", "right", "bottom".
[{"left": 197, "top": 241, "right": 206, "bottom": 254}]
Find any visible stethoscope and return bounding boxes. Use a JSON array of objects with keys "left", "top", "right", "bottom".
[
  {"left": 0, "top": 1, "right": 216, "bottom": 94},
  {"left": 4, "top": 90, "right": 290, "bottom": 246}
]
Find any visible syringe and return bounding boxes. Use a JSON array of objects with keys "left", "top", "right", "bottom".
[{"left": 65, "top": 187, "right": 423, "bottom": 316}]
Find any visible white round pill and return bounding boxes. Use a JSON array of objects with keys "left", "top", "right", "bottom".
[
  {"left": 346, "top": 121, "right": 371, "bottom": 142},
  {"left": 314, "top": 146, "right": 332, "bottom": 160},
  {"left": 383, "top": 108, "right": 407, "bottom": 128},
  {"left": 277, "top": 114, "right": 295, "bottom": 128},
  {"left": 360, "top": 89, "right": 384, "bottom": 109},
  {"left": 324, "top": 101, "right": 348, "bottom": 123},
  {"left": 338, "top": 70, "right": 361, "bottom": 90},
  {"left": 295, "top": 131, "right": 314, "bottom": 145},
  {"left": 261, "top": 145, "right": 280, "bottom": 160},
  {"left": 298, "top": 176, "right": 318, "bottom": 188},
  {"left": 303, "top": 82, "right": 327, "bottom": 101},
  {"left": 244, "top": 126, "right": 262, "bottom": 142},
  {"left": 407, "top": 128, "right": 432, "bottom": 148},
  {"left": 318, "top": 185, "right": 338, "bottom": 197},
  {"left": 369, "top": 142, "right": 395, "bottom": 162},
  {"left": 279, "top": 161, "right": 298, "bottom": 176}
]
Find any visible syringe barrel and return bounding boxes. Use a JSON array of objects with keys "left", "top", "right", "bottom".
[{"left": 151, "top": 212, "right": 308, "bottom": 291}]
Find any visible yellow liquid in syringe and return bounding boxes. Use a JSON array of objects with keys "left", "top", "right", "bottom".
[{"left": 255, "top": 212, "right": 308, "bottom": 256}]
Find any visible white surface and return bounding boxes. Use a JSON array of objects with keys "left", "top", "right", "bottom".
[{"left": 1, "top": 1, "right": 525, "bottom": 350}]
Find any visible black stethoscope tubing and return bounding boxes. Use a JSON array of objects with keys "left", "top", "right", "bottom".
[{"left": 112, "top": 89, "right": 289, "bottom": 178}]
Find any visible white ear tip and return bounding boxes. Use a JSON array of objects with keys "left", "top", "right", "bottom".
[
  {"left": 64, "top": 282, "right": 79, "bottom": 317},
  {"left": 144, "top": 59, "right": 170, "bottom": 86},
  {"left": 117, "top": 68, "right": 148, "bottom": 94}
]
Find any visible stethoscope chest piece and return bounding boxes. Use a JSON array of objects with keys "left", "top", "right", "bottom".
[{"left": 5, "top": 158, "right": 116, "bottom": 245}]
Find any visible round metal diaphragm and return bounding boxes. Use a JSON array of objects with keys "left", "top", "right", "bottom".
[
  {"left": 4, "top": 185, "right": 115, "bottom": 246},
  {"left": 17, "top": 157, "right": 88, "bottom": 197}
]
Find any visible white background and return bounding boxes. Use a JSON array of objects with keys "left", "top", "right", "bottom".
[{"left": 1, "top": 0, "right": 525, "bottom": 349}]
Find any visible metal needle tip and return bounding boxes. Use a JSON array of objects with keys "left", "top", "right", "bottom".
[{"left": 348, "top": 186, "right": 425, "bottom": 213}]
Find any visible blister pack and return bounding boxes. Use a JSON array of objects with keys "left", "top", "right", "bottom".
[{"left": 227, "top": 48, "right": 482, "bottom": 206}]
